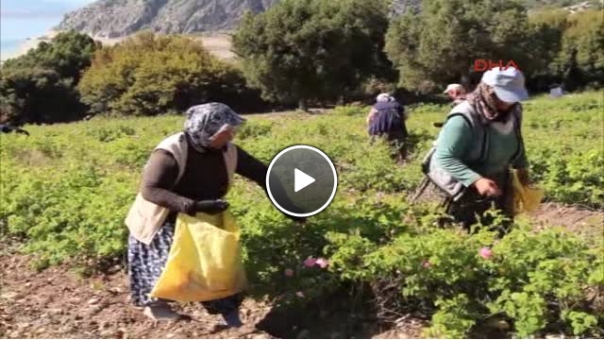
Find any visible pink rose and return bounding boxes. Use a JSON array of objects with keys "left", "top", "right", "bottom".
[
  {"left": 296, "top": 291, "right": 305, "bottom": 298},
  {"left": 479, "top": 247, "right": 493, "bottom": 260},
  {"left": 315, "top": 258, "right": 330, "bottom": 269},
  {"left": 284, "top": 269, "right": 294, "bottom": 277},
  {"left": 303, "top": 257, "right": 317, "bottom": 267}
]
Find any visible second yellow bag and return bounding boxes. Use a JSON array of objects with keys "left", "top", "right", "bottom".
[
  {"left": 510, "top": 170, "right": 544, "bottom": 216},
  {"left": 149, "top": 211, "right": 248, "bottom": 302}
]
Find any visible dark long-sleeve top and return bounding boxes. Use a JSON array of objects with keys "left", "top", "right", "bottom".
[{"left": 140, "top": 142, "right": 278, "bottom": 216}]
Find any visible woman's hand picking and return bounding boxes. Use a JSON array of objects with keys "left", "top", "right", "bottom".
[{"left": 474, "top": 178, "right": 502, "bottom": 197}]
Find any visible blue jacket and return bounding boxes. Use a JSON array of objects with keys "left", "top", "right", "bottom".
[{"left": 368, "top": 101, "right": 407, "bottom": 137}]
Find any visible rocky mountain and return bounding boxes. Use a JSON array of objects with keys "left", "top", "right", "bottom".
[
  {"left": 55, "top": 0, "right": 423, "bottom": 39},
  {"left": 55, "top": 0, "right": 599, "bottom": 39},
  {"left": 55, "top": 0, "right": 281, "bottom": 39}
]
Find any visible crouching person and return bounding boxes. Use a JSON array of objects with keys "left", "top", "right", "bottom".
[
  {"left": 124, "top": 103, "right": 304, "bottom": 325},
  {"left": 431, "top": 68, "right": 532, "bottom": 235},
  {"left": 366, "top": 93, "right": 408, "bottom": 163}
]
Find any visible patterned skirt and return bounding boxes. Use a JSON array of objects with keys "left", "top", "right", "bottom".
[{"left": 127, "top": 218, "right": 243, "bottom": 314}]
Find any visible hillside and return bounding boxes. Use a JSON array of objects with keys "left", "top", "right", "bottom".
[
  {"left": 55, "top": 0, "right": 281, "bottom": 39},
  {"left": 54, "top": 0, "right": 600, "bottom": 39},
  {"left": 53, "top": 0, "right": 418, "bottom": 38}
]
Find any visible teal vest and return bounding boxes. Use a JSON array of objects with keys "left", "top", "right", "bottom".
[{"left": 421, "top": 101, "right": 524, "bottom": 200}]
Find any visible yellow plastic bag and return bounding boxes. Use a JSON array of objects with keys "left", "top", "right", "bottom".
[
  {"left": 149, "top": 211, "right": 248, "bottom": 302},
  {"left": 510, "top": 170, "right": 544, "bottom": 215}
]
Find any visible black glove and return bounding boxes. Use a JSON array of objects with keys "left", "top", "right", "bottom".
[
  {"left": 192, "top": 199, "right": 229, "bottom": 215},
  {"left": 287, "top": 214, "right": 307, "bottom": 224}
]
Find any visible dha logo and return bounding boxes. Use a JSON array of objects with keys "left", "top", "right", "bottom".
[{"left": 473, "top": 59, "right": 520, "bottom": 72}]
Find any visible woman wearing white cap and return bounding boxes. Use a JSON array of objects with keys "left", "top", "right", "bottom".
[{"left": 431, "top": 67, "right": 531, "bottom": 234}]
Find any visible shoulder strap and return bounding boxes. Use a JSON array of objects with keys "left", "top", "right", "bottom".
[
  {"left": 510, "top": 106, "right": 524, "bottom": 164},
  {"left": 445, "top": 102, "right": 488, "bottom": 164}
]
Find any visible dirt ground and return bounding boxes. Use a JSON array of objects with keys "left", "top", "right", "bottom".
[
  {"left": 0, "top": 203, "right": 601, "bottom": 339},
  {"left": 531, "top": 202, "right": 603, "bottom": 236},
  {"left": 0, "top": 253, "right": 422, "bottom": 339}
]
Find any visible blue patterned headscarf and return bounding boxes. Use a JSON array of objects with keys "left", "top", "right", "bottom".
[{"left": 183, "top": 103, "right": 246, "bottom": 151}]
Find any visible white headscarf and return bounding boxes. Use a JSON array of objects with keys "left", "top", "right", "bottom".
[{"left": 376, "top": 93, "right": 395, "bottom": 103}]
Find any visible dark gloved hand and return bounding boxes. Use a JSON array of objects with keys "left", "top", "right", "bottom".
[
  {"left": 287, "top": 214, "right": 307, "bottom": 224},
  {"left": 193, "top": 199, "right": 229, "bottom": 215}
]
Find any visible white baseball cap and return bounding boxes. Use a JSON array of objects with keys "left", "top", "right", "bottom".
[
  {"left": 481, "top": 67, "right": 529, "bottom": 103},
  {"left": 443, "top": 84, "right": 463, "bottom": 93}
]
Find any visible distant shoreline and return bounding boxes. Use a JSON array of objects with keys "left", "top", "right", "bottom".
[{"left": 1, "top": 30, "right": 235, "bottom": 63}]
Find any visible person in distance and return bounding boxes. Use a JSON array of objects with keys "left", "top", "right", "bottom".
[
  {"left": 125, "top": 102, "right": 305, "bottom": 325},
  {"left": 432, "top": 67, "right": 531, "bottom": 234},
  {"left": 443, "top": 83, "right": 468, "bottom": 106},
  {"left": 433, "top": 84, "right": 468, "bottom": 128},
  {"left": 366, "top": 93, "right": 408, "bottom": 163}
]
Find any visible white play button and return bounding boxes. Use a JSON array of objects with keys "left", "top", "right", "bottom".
[
  {"left": 266, "top": 144, "right": 338, "bottom": 217},
  {"left": 294, "top": 168, "right": 315, "bottom": 192}
]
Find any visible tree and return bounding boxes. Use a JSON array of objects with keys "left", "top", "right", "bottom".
[
  {"left": 0, "top": 68, "right": 86, "bottom": 124},
  {"left": 2, "top": 31, "right": 98, "bottom": 83},
  {"left": 0, "top": 31, "right": 98, "bottom": 124},
  {"left": 385, "top": 0, "right": 530, "bottom": 92},
  {"left": 523, "top": 8, "right": 569, "bottom": 91},
  {"left": 554, "top": 9, "right": 604, "bottom": 90},
  {"left": 78, "top": 32, "right": 260, "bottom": 117},
  {"left": 232, "top": 0, "right": 392, "bottom": 110}
]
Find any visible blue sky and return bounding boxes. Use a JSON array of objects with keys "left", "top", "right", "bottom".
[{"left": 1, "top": 0, "right": 96, "bottom": 40}]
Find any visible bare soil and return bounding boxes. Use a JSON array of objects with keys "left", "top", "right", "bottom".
[
  {"left": 0, "top": 252, "right": 422, "bottom": 339},
  {"left": 0, "top": 203, "right": 601, "bottom": 339}
]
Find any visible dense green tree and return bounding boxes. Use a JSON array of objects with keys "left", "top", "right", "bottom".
[
  {"left": 554, "top": 9, "right": 604, "bottom": 90},
  {"left": 232, "top": 0, "right": 392, "bottom": 109},
  {"left": 0, "top": 68, "right": 85, "bottom": 124},
  {"left": 385, "top": 0, "right": 530, "bottom": 92},
  {"left": 523, "top": 8, "right": 569, "bottom": 91},
  {"left": 78, "top": 32, "right": 258, "bottom": 117},
  {"left": 2, "top": 30, "right": 98, "bottom": 83},
  {"left": 0, "top": 31, "right": 98, "bottom": 124}
]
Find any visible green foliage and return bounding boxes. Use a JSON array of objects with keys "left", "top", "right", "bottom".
[
  {"left": 554, "top": 10, "right": 604, "bottom": 90},
  {"left": 328, "top": 221, "right": 603, "bottom": 338},
  {"left": 0, "top": 92, "right": 602, "bottom": 337},
  {"left": 525, "top": 8, "right": 604, "bottom": 92},
  {"left": 524, "top": 8, "right": 569, "bottom": 90},
  {"left": 1, "top": 30, "right": 98, "bottom": 83},
  {"left": 0, "top": 68, "right": 86, "bottom": 124},
  {"left": 385, "top": 2, "right": 604, "bottom": 92},
  {"left": 385, "top": 0, "right": 530, "bottom": 92},
  {"left": 78, "top": 32, "right": 260, "bottom": 117},
  {"left": 0, "top": 31, "right": 98, "bottom": 124},
  {"left": 232, "top": 0, "right": 393, "bottom": 108}
]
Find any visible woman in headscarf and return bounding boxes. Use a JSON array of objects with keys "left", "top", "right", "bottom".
[
  {"left": 366, "top": 93, "right": 408, "bottom": 163},
  {"left": 432, "top": 67, "right": 531, "bottom": 234},
  {"left": 125, "top": 102, "right": 304, "bottom": 325}
]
